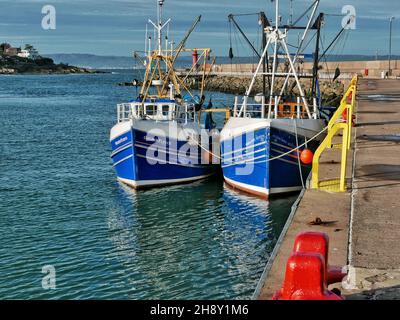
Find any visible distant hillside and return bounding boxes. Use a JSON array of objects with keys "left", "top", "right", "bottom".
[
  {"left": 45, "top": 53, "right": 400, "bottom": 70},
  {"left": 0, "top": 55, "right": 99, "bottom": 75},
  {"left": 46, "top": 54, "right": 135, "bottom": 69}
]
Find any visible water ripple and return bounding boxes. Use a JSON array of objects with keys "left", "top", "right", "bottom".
[{"left": 0, "top": 73, "right": 296, "bottom": 300}]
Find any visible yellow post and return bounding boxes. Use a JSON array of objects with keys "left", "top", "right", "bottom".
[
  {"left": 346, "top": 81, "right": 357, "bottom": 150},
  {"left": 311, "top": 75, "right": 357, "bottom": 192},
  {"left": 311, "top": 123, "right": 347, "bottom": 190},
  {"left": 339, "top": 124, "right": 349, "bottom": 192}
]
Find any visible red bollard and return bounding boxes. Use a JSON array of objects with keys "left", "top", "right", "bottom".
[
  {"left": 327, "top": 265, "right": 347, "bottom": 285},
  {"left": 293, "top": 231, "right": 347, "bottom": 285},
  {"left": 273, "top": 253, "right": 342, "bottom": 300}
]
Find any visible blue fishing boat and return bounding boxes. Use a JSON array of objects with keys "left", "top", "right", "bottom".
[
  {"left": 110, "top": 0, "right": 220, "bottom": 189},
  {"left": 221, "top": 0, "right": 326, "bottom": 199}
]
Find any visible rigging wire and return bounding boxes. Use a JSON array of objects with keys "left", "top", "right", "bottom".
[
  {"left": 319, "top": 36, "right": 331, "bottom": 81},
  {"left": 336, "top": 30, "right": 349, "bottom": 69},
  {"left": 184, "top": 122, "right": 329, "bottom": 165},
  {"left": 292, "top": 0, "right": 319, "bottom": 27}
]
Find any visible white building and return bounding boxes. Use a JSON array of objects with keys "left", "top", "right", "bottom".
[{"left": 17, "top": 50, "right": 30, "bottom": 58}]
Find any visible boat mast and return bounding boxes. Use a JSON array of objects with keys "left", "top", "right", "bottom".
[
  {"left": 311, "top": 13, "right": 324, "bottom": 98},
  {"left": 268, "top": 0, "right": 280, "bottom": 115},
  {"left": 139, "top": 2, "right": 210, "bottom": 104},
  {"left": 157, "top": 0, "right": 163, "bottom": 55},
  {"left": 141, "top": 0, "right": 171, "bottom": 100},
  {"left": 238, "top": 0, "right": 320, "bottom": 119},
  {"left": 148, "top": 0, "right": 171, "bottom": 56}
]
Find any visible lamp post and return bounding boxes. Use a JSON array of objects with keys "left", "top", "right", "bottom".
[{"left": 389, "top": 16, "right": 395, "bottom": 77}]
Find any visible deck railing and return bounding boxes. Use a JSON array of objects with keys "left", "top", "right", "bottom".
[
  {"left": 233, "top": 95, "right": 318, "bottom": 119},
  {"left": 117, "top": 103, "right": 136, "bottom": 123},
  {"left": 311, "top": 75, "right": 358, "bottom": 192}
]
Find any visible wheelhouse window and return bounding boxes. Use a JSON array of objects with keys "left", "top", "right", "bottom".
[
  {"left": 161, "top": 105, "right": 170, "bottom": 116},
  {"left": 283, "top": 105, "right": 292, "bottom": 115},
  {"left": 131, "top": 103, "right": 140, "bottom": 117},
  {"left": 145, "top": 105, "right": 156, "bottom": 116}
]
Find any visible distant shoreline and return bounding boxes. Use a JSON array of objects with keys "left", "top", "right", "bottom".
[
  {"left": 0, "top": 70, "right": 108, "bottom": 76},
  {"left": 0, "top": 55, "right": 109, "bottom": 75}
]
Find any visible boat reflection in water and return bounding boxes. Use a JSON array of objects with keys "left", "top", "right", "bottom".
[{"left": 106, "top": 179, "right": 296, "bottom": 299}]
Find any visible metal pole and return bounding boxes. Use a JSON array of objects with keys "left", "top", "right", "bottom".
[
  {"left": 290, "top": 0, "right": 294, "bottom": 25},
  {"left": 234, "top": 96, "right": 238, "bottom": 116},
  {"left": 268, "top": 0, "right": 280, "bottom": 113},
  {"left": 261, "top": 95, "right": 265, "bottom": 118},
  {"left": 389, "top": 17, "right": 395, "bottom": 77},
  {"left": 157, "top": 0, "right": 162, "bottom": 55}
]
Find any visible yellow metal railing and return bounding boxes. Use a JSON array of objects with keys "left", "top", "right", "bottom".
[{"left": 311, "top": 75, "right": 358, "bottom": 192}]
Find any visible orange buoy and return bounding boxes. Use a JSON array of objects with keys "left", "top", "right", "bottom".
[{"left": 300, "top": 149, "right": 314, "bottom": 165}]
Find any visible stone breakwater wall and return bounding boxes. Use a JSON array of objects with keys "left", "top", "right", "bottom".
[
  {"left": 190, "top": 75, "right": 344, "bottom": 107},
  {"left": 213, "top": 60, "right": 400, "bottom": 78}
]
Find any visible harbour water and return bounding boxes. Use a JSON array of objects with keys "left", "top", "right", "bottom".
[{"left": 0, "top": 72, "right": 297, "bottom": 299}]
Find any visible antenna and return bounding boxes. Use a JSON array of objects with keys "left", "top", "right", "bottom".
[
  {"left": 148, "top": 0, "right": 171, "bottom": 55},
  {"left": 145, "top": 24, "right": 148, "bottom": 57},
  {"left": 290, "top": 0, "right": 294, "bottom": 25}
]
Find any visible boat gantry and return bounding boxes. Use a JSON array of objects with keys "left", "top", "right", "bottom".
[{"left": 221, "top": 0, "right": 327, "bottom": 199}]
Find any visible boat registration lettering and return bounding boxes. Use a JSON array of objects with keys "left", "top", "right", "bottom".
[{"left": 115, "top": 136, "right": 128, "bottom": 146}]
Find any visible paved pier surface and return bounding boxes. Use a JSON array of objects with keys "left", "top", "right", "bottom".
[
  {"left": 257, "top": 79, "right": 400, "bottom": 300},
  {"left": 343, "top": 79, "right": 400, "bottom": 299}
]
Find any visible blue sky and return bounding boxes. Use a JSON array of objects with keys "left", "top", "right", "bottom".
[{"left": 0, "top": 0, "right": 399, "bottom": 56}]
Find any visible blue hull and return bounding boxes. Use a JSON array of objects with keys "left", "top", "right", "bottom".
[
  {"left": 111, "top": 127, "right": 217, "bottom": 188},
  {"left": 221, "top": 126, "right": 318, "bottom": 199}
]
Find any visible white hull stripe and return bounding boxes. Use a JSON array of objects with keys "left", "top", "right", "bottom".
[
  {"left": 222, "top": 148, "right": 267, "bottom": 163},
  {"left": 118, "top": 174, "right": 213, "bottom": 188},
  {"left": 111, "top": 143, "right": 132, "bottom": 158},
  {"left": 221, "top": 145, "right": 310, "bottom": 168},
  {"left": 221, "top": 154, "right": 268, "bottom": 169},
  {"left": 271, "top": 141, "right": 297, "bottom": 151},
  {"left": 112, "top": 154, "right": 133, "bottom": 167},
  {"left": 222, "top": 123, "right": 323, "bottom": 142},
  {"left": 135, "top": 154, "right": 211, "bottom": 168},
  {"left": 270, "top": 148, "right": 298, "bottom": 160},
  {"left": 224, "top": 176, "right": 303, "bottom": 196},
  {"left": 134, "top": 143, "right": 201, "bottom": 161},
  {"left": 222, "top": 155, "right": 303, "bottom": 168},
  {"left": 221, "top": 140, "right": 267, "bottom": 157},
  {"left": 133, "top": 138, "right": 191, "bottom": 148},
  {"left": 270, "top": 186, "right": 303, "bottom": 194},
  {"left": 224, "top": 176, "right": 269, "bottom": 196}
]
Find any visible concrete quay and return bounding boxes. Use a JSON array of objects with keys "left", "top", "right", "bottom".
[
  {"left": 255, "top": 78, "right": 400, "bottom": 300},
  {"left": 213, "top": 60, "right": 400, "bottom": 79}
]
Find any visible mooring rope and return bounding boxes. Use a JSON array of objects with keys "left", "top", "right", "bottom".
[{"left": 181, "top": 123, "right": 329, "bottom": 165}]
